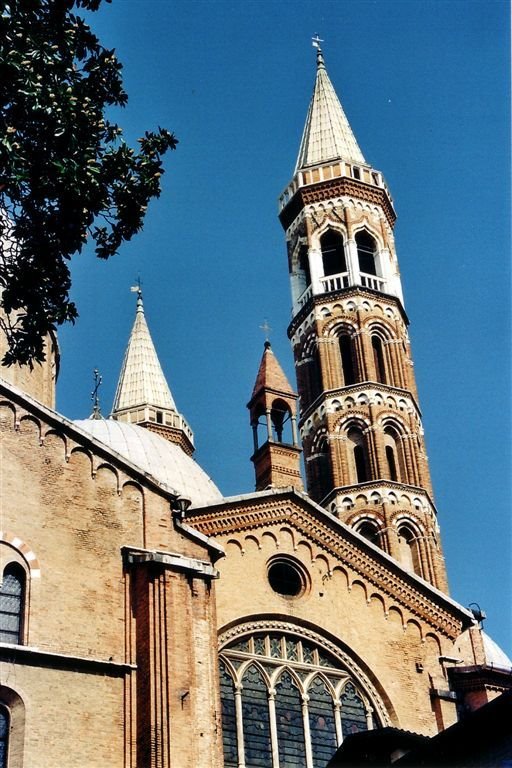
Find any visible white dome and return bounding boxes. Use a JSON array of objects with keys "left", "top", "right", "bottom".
[
  {"left": 482, "top": 631, "right": 512, "bottom": 670},
  {"left": 74, "top": 418, "right": 222, "bottom": 508}
]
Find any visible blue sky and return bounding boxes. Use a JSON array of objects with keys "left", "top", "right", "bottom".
[{"left": 56, "top": 0, "right": 511, "bottom": 653}]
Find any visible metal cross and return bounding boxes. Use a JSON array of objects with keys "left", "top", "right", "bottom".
[
  {"left": 312, "top": 34, "right": 324, "bottom": 49},
  {"left": 260, "top": 319, "right": 272, "bottom": 342}
]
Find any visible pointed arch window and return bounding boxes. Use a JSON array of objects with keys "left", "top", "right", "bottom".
[
  {"left": 219, "top": 631, "right": 381, "bottom": 768},
  {"left": 356, "top": 231, "right": 378, "bottom": 276},
  {"left": 371, "top": 335, "right": 386, "bottom": 383},
  {"left": 339, "top": 333, "right": 356, "bottom": 386},
  {"left": 348, "top": 428, "right": 369, "bottom": 484},
  {"left": 0, "top": 563, "right": 25, "bottom": 644},
  {"left": 321, "top": 230, "right": 347, "bottom": 277}
]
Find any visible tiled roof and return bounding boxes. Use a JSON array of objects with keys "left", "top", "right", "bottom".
[
  {"left": 295, "top": 48, "right": 365, "bottom": 171},
  {"left": 251, "top": 341, "right": 295, "bottom": 399},
  {"left": 112, "top": 291, "right": 177, "bottom": 413}
]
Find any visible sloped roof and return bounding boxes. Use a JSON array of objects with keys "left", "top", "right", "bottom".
[
  {"left": 295, "top": 48, "right": 365, "bottom": 172},
  {"left": 250, "top": 341, "right": 295, "bottom": 400},
  {"left": 74, "top": 418, "right": 222, "bottom": 508}
]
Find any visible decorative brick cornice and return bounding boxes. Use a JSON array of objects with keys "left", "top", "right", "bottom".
[
  {"left": 279, "top": 178, "right": 396, "bottom": 231},
  {"left": 190, "top": 493, "right": 470, "bottom": 638}
]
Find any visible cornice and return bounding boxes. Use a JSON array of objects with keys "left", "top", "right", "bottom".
[
  {"left": 189, "top": 493, "right": 470, "bottom": 638},
  {"left": 279, "top": 177, "right": 396, "bottom": 232},
  {"left": 288, "top": 287, "right": 409, "bottom": 339}
]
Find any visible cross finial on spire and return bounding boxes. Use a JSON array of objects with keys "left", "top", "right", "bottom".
[
  {"left": 260, "top": 319, "right": 272, "bottom": 347},
  {"left": 312, "top": 34, "right": 325, "bottom": 68},
  {"left": 90, "top": 368, "right": 103, "bottom": 419}
]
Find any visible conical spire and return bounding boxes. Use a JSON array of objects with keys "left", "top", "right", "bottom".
[
  {"left": 251, "top": 340, "right": 296, "bottom": 400},
  {"left": 112, "top": 288, "right": 194, "bottom": 454},
  {"left": 113, "top": 289, "right": 177, "bottom": 413},
  {"left": 295, "top": 46, "right": 365, "bottom": 172}
]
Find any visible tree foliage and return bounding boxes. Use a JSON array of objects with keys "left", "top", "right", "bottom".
[{"left": 0, "top": 0, "right": 177, "bottom": 365}]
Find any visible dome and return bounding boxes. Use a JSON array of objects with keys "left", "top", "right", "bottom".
[
  {"left": 482, "top": 631, "right": 512, "bottom": 670},
  {"left": 74, "top": 418, "right": 222, "bottom": 508}
]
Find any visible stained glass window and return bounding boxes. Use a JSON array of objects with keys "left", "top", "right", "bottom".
[
  {"left": 340, "top": 682, "right": 367, "bottom": 737},
  {"left": 309, "top": 677, "right": 337, "bottom": 767},
  {"left": 0, "top": 564, "right": 24, "bottom": 644},
  {"left": 220, "top": 662, "right": 238, "bottom": 767},
  {"left": 0, "top": 706, "right": 8, "bottom": 768},
  {"left": 219, "top": 631, "right": 380, "bottom": 767},
  {"left": 242, "top": 665, "right": 272, "bottom": 767},
  {"left": 275, "top": 672, "right": 306, "bottom": 767}
]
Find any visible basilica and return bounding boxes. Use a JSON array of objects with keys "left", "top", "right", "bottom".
[{"left": 0, "top": 47, "right": 510, "bottom": 768}]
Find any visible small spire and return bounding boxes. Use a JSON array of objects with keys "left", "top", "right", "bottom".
[
  {"left": 90, "top": 368, "right": 103, "bottom": 420},
  {"left": 111, "top": 286, "right": 195, "bottom": 454}
]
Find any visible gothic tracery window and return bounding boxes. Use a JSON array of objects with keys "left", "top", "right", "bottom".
[{"left": 219, "top": 631, "right": 379, "bottom": 768}]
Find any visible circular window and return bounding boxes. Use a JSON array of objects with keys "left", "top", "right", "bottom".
[{"left": 267, "top": 557, "right": 308, "bottom": 598}]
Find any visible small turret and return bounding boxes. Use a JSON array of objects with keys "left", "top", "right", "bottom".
[{"left": 247, "top": 341, "right": 302, "bottom": 491}]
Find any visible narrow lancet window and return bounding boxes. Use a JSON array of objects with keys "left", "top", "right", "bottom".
[
  {"left": 321, "top": 230, "right": 347, "bottom": 277},
  {"left": 356, "top": 231, "right": 378, "bottom": 276},
  {"left": 339, "top": 334, "right": 356, "bottom": 386}
]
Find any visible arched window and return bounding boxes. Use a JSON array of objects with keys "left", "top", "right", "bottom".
[
  {"left": 371, "top": 335, "right": 386, "bottom": 383},
  {"left": 348, "top": 429, "right": 368, "bottom": 484},
  {"left": 242, "top": 665, "right": 272, "bottom": 765},
  {"left": 356, "top": 231, "right": 378, "bottom": 276},
  {"left": 339, "top": 333, "right": 356, "bottom": 386},
  {"left": 219, "top": 662, "right": 238, "bottom": 767},
  {"left": 219, "top": 631, "right": 380, "bottom": 768},
  {"left": 383, "top": 427, "right": 405, "bottom": 483},
  {"left": 397, "top": 525, "right": 421, "bottom": 576},
  {"left": 0, "top": 564, "right": 25, "bottom": 644},
  {"left": 357, "top": 520, "right": 381, "bottom": 547},
  {"left": 269, "top": 399, "right": 293, "bottom": 445},
  {"left": 313, "top": 437, "right": 332, "bottom": 502},
  {"left": 321, "top": 230, "right": 347, "bottom": 277},
  {"left": 299, "top": 245, "right": 311, "bottom": 287},
  {"left": 340, "top": 682, "right": 368, "bottom": 737}
]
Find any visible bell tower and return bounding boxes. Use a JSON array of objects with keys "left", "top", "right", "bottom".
[{"left": 279, "top": 45, "right": 447, "bottom": 590}]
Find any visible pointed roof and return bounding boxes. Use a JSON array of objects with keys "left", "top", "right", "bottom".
[
  {"left": 112, "top": 290, "right": 177, "bottom": 413},
  {"left": 250, "top": 341, "right": 295, "bottom": 400},
  {"left": 295, "top": 47, "right": 365, "bottom": 172}
]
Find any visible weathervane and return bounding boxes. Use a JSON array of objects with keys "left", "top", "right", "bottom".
[
  {"left": 90, "top": 368, "right": 103, "bottom": 419},
  {"left": 312, "top": 34, "right": 324, "bottom": 50},
  {"left": 130, "top": 275, "right": 143, "bottom": 298}
]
